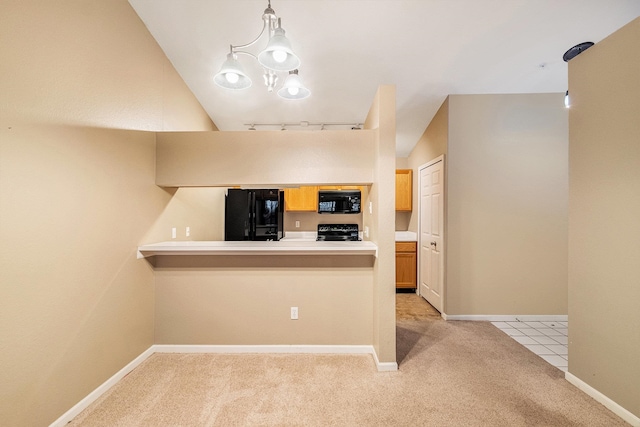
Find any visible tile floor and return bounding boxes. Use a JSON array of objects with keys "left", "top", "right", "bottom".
[{"left": 491, "top": 320, "right": 568, "bottom": 371}]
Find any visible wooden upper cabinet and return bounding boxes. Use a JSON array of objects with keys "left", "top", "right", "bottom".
[
  {"left": 284, "top": 186, "right": 319, "bottom": 212},
  {"left": 396, "top": 169, "right": 413, "bottom": 211},
  {"left": 318, "top": 185, "right": 363, "bottom": 190},
  {"left": 318, "top": 185, "right": 365, "bottom": 193},
  {"left": 285, "top": 185, "right": 366, "bottom": 212}
]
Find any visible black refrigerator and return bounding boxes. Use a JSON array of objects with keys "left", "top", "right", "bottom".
[{"left": 225, "top": 189, "right": 284, "bottom": 241}]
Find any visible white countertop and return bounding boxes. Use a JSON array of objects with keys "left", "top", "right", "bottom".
[
  {"left": 137, "top": 240, "right": 378, "bottom": 258},
  {"left": 395, "top": 231, "right": 417, "bottom": 241}
]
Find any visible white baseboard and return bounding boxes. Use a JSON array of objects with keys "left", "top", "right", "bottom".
[
  {"left": 50, "top": 344, "right": 396, "bottom": 425},
  {"left": 565, "top": 372, "right": 639, "bottom": 426},
  {"left": 153, "top": 344, "right": 372, "bottom": 355},
  {"left": 49, "top": 346, "right": 155, "bottom": 427},
  {"left": 371, "top": 349, "right": 399, "bottom": 372},
  {"left": 153, "top": 344, "right": 398, "bottom": 372},
  {"left": 442, "top": 314, "right": 568, "bottom": 322}
]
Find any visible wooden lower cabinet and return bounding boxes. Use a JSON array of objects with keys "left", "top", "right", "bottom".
[{"left": 396, "top": 241, "right": 417, "bottom": 289}]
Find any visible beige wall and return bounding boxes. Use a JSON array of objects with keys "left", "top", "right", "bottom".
[
  {"left": 144, "top": 187, "right": 227, "bottom": 242},
  {"left": 396, "top": 157, "right": 409, "bottom": 169},
  {"left": 0, "top": 1, "right": 214, "bottom": 425},
  {"left": 0, "top": 127, "right": 165, "bottom": 426},
  {"left": 446, "top": 93, "right": 568, "bottom": 315},
  {"left": 407, "top": 94, "right": 568, "bottom": 316},
  {"left": 364, "top": 85, "right": 397, "bottom": 363},
  {"left": 156, "top": 130, "right": 374, "bottom": 187},
  {"left": 0, "top": 0, "right": 214, "bottom": 131},
  {"left": 154, "top": 256, "right": 374, "bottom": 345},
  {"left": 568, "top": 17, "right": 640, "bottom": 417},
  {"left": 407, "top": 97, "right": 449, "bottom": 233}
]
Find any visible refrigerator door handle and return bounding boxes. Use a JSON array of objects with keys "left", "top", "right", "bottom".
[{"left": 250, "top": 191, "right": 256, "bottom": 240}]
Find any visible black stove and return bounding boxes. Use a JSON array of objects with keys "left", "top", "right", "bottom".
[{"left": 316, "top": 224, "right": 360, "bottom": 241}]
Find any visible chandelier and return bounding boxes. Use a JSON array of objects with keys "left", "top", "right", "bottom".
[{"left": 214, "top": 1, "right": 310, "bottom": 100}]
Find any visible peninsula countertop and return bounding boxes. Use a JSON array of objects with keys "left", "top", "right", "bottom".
[{"left": 137, "top": 239, "right": 378, "bottom": 258}]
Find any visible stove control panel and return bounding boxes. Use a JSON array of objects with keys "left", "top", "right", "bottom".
[{"left": 317, "top": 224, "right": 360, "bottom": 241}]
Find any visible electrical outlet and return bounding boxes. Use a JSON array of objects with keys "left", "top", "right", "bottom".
[
  {"left": 295, "top": 220, "right": 300, "bottom": 228},
  {"left": 290, "top": 307, "right": 299, "bottom": 320},
  {"left": 186, "top": 226, "right": 190, "bottom": 237},
  {"left": 171, "top": 227, "right": 177, "bottom": 239}
]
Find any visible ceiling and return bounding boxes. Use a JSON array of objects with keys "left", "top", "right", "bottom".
[{"left": 128, "top": 1, "right": 640, "bottom": 157}]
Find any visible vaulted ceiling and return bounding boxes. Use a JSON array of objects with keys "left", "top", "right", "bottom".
[{"left": 128, "top": 1, "right": 640, "bottom": 156}]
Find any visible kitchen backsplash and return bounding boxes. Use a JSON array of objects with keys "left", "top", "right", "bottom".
[{"left": 395, "top": 211, "right": 410, "bottom": 231}]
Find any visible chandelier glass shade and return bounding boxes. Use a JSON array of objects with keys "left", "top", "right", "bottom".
[
  {"left": 258, "top": 27, "right": 301, "bottom": 71},
  {"left": 214, "top": 53, "right": 252, "bottom": 90},
  {"left": 278, "top": 70, "right": 310, "bottom": 100},
  {"left": 214, "top": 1, "right": 309, "bottom": 99}
]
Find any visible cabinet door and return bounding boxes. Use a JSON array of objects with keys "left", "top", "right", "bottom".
[
  {"left": 284, "top": 186, "right": 318, "bottom": 212},
  {"left": 396, "top": 169, "right": 413, "bottom": 211},
  {"left": 395, "top": 242, "right": 417, "bottom": 289}
]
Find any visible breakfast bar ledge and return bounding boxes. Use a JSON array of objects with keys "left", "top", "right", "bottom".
[{"left": 137, "top": 240, "right": 378, "bottom": 259}]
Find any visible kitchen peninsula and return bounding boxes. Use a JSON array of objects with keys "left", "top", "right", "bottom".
[
  {"left": 145, "top": 237, "right": 379, "bottom": 361},
  {"left": 141, "top": 85, "right": 397, "bottom": 372}
]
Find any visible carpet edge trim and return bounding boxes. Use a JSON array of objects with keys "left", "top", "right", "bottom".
[
  {"left": 565, "top": 371, "right": 640, "bottom": 426},
  {"left": 48, "top": 346, "right": 155, "bottom": 427},
  {"left": 443, "top": 314, "right": 568, "bottom": 322}
]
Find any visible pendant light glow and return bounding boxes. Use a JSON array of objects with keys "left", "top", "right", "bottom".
[
  {"left": 214, "top": 52, "right": 251, "bottom": 90},
  {"left": 277, "top": 70, "right": 310, "bottom": 100}
]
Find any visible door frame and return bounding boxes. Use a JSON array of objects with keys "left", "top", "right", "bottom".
[{"left": 417, "top": 154, "right": 446, "bottom": 315}]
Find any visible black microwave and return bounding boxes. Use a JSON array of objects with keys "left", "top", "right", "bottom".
[{"left": 318, "top": 190, "right": 361, "bottom": 214}]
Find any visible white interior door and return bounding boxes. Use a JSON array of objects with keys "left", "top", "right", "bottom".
[{"left": 419, "top": 158, "right": 444, "bottom": 312}]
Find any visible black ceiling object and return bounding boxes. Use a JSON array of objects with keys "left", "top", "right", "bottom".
[{"left": 563, "top": 42, "right": 595, "bottom": 62}]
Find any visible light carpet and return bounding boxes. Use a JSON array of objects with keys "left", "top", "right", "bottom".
[{"left": 68, "top": 294, "right": 626, "bottom": 426}]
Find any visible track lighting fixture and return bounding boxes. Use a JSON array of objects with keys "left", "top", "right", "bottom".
[{"left": 214, "top": 1, "right": 310, "bottom": 100}]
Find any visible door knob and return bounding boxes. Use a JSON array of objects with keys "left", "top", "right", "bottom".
[{"left": 430, "top": 241, "right": 437, "bottom": 248}]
